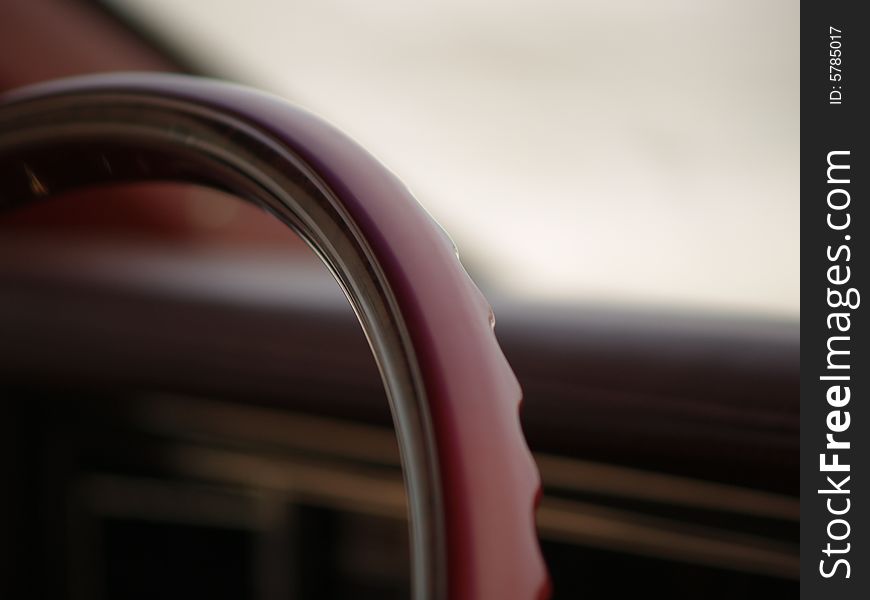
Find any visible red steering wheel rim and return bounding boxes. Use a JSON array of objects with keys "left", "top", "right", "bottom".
[{"left": 0, "top": 73, "right": 550, "bottom": 600}]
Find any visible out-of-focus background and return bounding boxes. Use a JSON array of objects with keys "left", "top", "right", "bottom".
[
  {"left": 107, "top": 0, "right": 800, "bottom": 317},
  {"left": 0, "top": 1, "right": 799, "bottom": 599}
]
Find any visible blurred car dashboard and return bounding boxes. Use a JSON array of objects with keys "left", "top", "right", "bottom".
[{"left": 0, "top": 229, "right": 798, "bottom": 599}]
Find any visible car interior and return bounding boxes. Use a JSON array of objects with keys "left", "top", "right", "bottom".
[{"left": 0, "top": 1, "right": 798, "bottom": 599}]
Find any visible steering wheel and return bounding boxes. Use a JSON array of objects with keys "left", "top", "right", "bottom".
[{"left": 0, "top": 73, "right": 549, "bottom": 600}]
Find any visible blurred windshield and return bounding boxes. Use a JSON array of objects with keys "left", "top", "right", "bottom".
[{"left": 104, "top": 0, "right": 799, "bottom": 318}]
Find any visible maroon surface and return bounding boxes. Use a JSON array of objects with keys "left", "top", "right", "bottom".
[{"left": 0, "top": 74, "right": 550, "bottom": 600}]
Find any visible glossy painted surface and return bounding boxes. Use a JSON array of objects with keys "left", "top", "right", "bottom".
[{"left": 0, "top": 74, "right": 549, "bottom": 600}]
